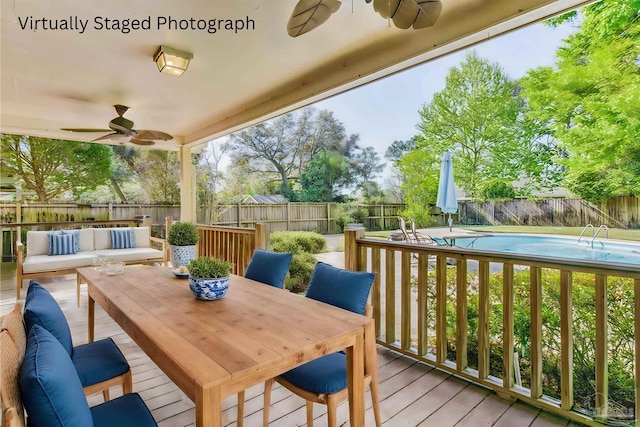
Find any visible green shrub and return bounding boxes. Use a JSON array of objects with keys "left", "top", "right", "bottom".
[
  {"left": 270, "top": 231, "right": 327, "bottom": 254},
  {"left": 285, "top": 252, "right": 317, "bottom": 293},
  {"left": 270, "top": 231, "right": 325, "bottom": 293},
  {"left": 167, "top": 221, "right": 200, "bottom": 246},
  {"left": 334, "top": 203, "right": 368, "bottom": 232},
  {"left": 479, "top": 180, "right": 516, "bottom": 200}
]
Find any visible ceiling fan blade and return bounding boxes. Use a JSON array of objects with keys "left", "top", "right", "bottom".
[
  {"left": 61, "top": 128, "right": 112, "bottom": 133},
  {"left": 114, "top": 104, "right": 130, "bottom": 117},
  {"left": 287, "top": 0, "right": 341, "bottom": 37},
  {"left": 413, "top": 0, "right": 441, "bottom": 28},
  {"left": 93, "top": 133, "right": 129, "bottom": 142},
  {"left": 129, "top": 139, "right": 155, "bottom": 146},
  {"left": 135, "top": 130, "right": 173, "bottom": 141}
]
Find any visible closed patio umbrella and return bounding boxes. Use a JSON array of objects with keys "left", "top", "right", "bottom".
[{"left": 436, "top": 149, "right": 458, "bottom": 231}]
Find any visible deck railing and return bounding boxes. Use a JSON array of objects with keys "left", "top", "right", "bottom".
[
  {"left": 180, "top": 221, "right": 265, "bottom": 276},
  {"left": 344, "top": 229, "right": 640, "bottom": 427}
]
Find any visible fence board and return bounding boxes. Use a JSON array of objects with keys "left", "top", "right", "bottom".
[{"left": 458, "top": 197, "right": 639, "bottom": 228}]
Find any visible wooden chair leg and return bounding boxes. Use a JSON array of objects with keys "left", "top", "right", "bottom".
[
  {"left": 77, "top": 275, "right": 82, "bottom": 307},
  {"left": 370, "top": 380, "right": 382, "bottom": 427},
  {"left": 305, "top": 401, "right": 314, "bottom": 427},
  {"left": 263, "top": 379, "right": 273, "bottom": 427},
  {"left": 123, "top": 370, "right": 133, "bottom": 394},
  {"left": 102, "top": 388, "right": 110, "bottom": 401},
  {"left": 237, "top": 390, "right": 245, "bottom": 427},
  {"left": 326, "top": 398, "right": 337, "bottom": 427}
]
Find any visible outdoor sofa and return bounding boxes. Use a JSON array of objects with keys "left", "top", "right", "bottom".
[{"left": 16, "top": 227, "right": 166, "bottom": 303}]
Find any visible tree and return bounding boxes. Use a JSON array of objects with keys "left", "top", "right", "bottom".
[
  {"left": 229, "top": 107, "right": 359, "bottom": 196},
  {"left": 137, "top": 150, "right": 180, "bottom": 204},
  {"left": 0, "top": 135, "right": 111, "bottom": 201},
  {"left": 384, "top": 136, "right": 419, "bottom": 165},
  {"left": 410, "top": 51, "right": 556, "bottom": 200},
  {"left": 520, "top": 0, "right": 640, "bottom": 202},
  {"left": 299, "top": 152, "right": 352, "bottom": 201},
  {"left": 350, "top": 146, "right": 386, "bottom": 187},
  {"left": 195, "top": 141, "right": 230, "bottom": 206}
]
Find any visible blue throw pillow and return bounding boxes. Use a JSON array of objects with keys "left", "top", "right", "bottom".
[
  {"left": 244, "top": 249, "right": 292, "bottom": 289},
  {"left": 61, "top": 229, "right": 81, "bottom": 252},
  {"left": 110, "top": 228, "right": 135, "bottom": 249},
  {"left": 305, "top": 262, "right": 375, "bottom": 315},
  {"left": 47, "top": 232, "right": 77, "bottom": 256},
  {"left": 20, "top": 325, "right": 94, "bottom": 427},
  {"left": 24, "top": 281, "right": 74, "bottom": 356}
]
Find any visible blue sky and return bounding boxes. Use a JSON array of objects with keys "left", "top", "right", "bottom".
[{"left": 315, "top": 20, "right": 577, "bottom": 180}]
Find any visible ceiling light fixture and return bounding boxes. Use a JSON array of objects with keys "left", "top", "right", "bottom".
[{"left": 153, "top": 45, "right": 193, "bottom": 76}]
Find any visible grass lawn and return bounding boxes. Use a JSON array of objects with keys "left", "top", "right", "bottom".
[
  {"left": 460, "top": 225, "right": 640, "bottom": 242},
  {"left": 366, "top": 226, "right": 640, "bottom": 242}
]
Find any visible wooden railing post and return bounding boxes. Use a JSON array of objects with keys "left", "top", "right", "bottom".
[
  {"left": 344, "top": 227, "right": 365, "bottom": 271},
  {"left": 254, "top": 223, "right": 267, "bottom": 250},
  {"left": 165, "top": 217, "right": 173, "bottom": 239}
]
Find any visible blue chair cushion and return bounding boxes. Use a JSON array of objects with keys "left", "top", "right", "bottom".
[
  {"left": 110, "top": 228, "right": 135, "bottom": 249},
  {"left": 47, "top": 232, "right": 77, "bottom": 255},
  {"left": 72, "top": 338, "right": 130, "bottom": 388},
  {"left": 280, "top": 352, "right": 347, "bottom": 394},
  {"left": 244, "top": 249, "right": 292, "bottom": 289},
  {"left": 91, "top": 393, "right": 157, "bottom": 427},
  {"left": 20, "top": 325, "right": 94, "bottom": 427},
  {"left": 305, "top": 262, "right": 375, "bottom": 315},
  {"left": 24, "top": 281, "right": 74, "bottom": 356}
]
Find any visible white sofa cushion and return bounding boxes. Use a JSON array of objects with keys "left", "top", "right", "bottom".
[
  {"left": 93, "top": 247, "right": 163, "bottom": 263},
  {"left": 22, "top": 251, "right": 98, "bottom": 274},
  {"left": 26, "top": 231, "right": 49, "bottom": 256},
  {"left": 93, "top": 228, "right": 113, "bottom": 250},
  {"left": 26, "top": 229, "right": 94, "bottom": 256},
  {"left": 132, "top": 227, "right": 150, "bottom": 248}
]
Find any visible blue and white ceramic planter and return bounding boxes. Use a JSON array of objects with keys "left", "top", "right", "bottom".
[
  {"left": 169, "top": 245, "right": 196, "bottom": 268},
  {"left": 188, "top": 276, "right": 229, "bottom": 300}
]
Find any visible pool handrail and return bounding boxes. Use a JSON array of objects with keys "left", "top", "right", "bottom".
[{"left": 577, "top": 223, "right": 594, "bottom": 245}]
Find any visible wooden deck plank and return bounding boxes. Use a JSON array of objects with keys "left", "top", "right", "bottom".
[
  {"left": 493, "top": 401, "right": 541, "bottom": 427},
  {"left": 1, "top": 271, "right": 586, "bottom": 427},
  {"left": 455, "top": 393, "right": 512, "bottom": 426}
]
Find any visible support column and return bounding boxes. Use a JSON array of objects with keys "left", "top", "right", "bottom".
[{"left": 179, "top": 144, "right": 196, "bottom": 222}]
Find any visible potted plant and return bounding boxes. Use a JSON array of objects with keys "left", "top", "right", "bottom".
[
  {"left": 167, "top": 221, "right": 200, "bottom": 268},
  {"left": 186, "top": 256, "right": 233, "bottom": 300}
]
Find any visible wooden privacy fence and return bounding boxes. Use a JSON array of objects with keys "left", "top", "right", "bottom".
[
  {"left": 459, "top": 197, "right": 639, "bottom": 228},
  {"left": 344, "top": 229, "right": 640, "bottom": 426},
  {"left": 197, "top": 202, "right": 407, "bottom": 234}
]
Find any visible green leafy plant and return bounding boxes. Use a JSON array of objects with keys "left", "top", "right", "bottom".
[
  {"left": 334, "top": 203, "right": 369, "bottom": 232},
  {"left": 270, "top": 231, "right": 325, "bottom": 293},
  {"left": 270, "top": 231, "right": 327, "bottom": 254},
  {"left": 167, "top": 222, "right": 200, "bottom": 246},
  {"left": 186, "top": 256, "right": 231, "bottom": 279}
]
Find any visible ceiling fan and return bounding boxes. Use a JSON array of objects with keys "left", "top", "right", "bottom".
[
  {"left": 61, "top": 104, "right": 173, "bottom": 146},
  {"left": 287, "top": 0, "right": 442, "bottom": 37}
]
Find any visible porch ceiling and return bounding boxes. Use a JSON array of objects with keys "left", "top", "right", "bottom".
[{"left": 1, "top": 0, "right": 591, "bottom": 150}]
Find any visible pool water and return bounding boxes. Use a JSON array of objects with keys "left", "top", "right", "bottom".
[{"left": 454, "top": 234, "right": 640, "bottom": 266}]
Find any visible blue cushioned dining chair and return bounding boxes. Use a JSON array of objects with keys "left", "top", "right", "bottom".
[
  {"left": 23, "top": 281, "right": 132, "bottom": 401},
  {"left": 20, "top": 325, "right": 157, "bottom": 427},
  {"left": 262, "top": 262, "right": 382, "bottom": 427},
  {"left": 244, "top": 249, "right": 293, "bottom": 289},
  {"left": 236, "top": 249, "right": 293, "bottom": 426}
]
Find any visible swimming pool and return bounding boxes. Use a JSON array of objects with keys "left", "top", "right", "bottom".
[{"left": 454, "top": 234, "right": 640, "bottom": 266}]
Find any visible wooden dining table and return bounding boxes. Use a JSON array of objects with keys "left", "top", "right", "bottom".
[{"left": 77, "top": 265, "right": 372, "bottom": 427}]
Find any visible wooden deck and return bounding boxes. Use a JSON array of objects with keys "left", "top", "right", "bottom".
[{"left": 1, "top": 270, "right": 586, "bottom": 427}]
